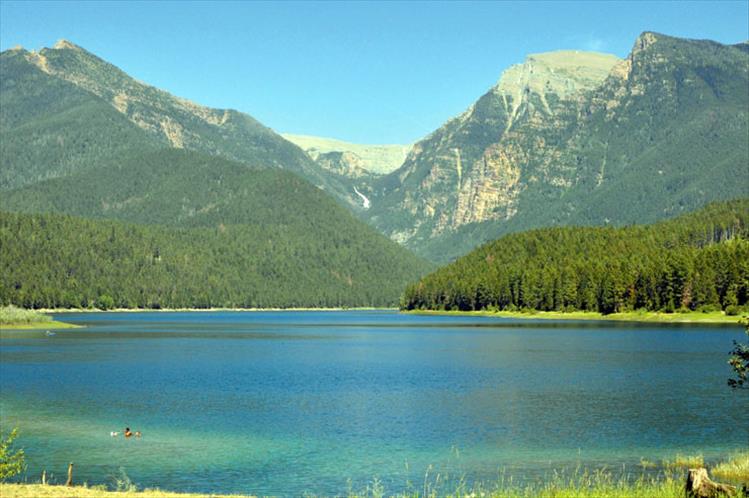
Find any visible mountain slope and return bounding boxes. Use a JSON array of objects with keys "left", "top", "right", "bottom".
[
  {"left": 0, "top": 46, "right": 161, "bottom": 188},
  {"left": 0, "top": 149, "right": 433, "bottom": 308},
  {"left": 0, "top": 149, "right": 348, "bottom": 228},
  {"left": 403, "top": 199, "right": 749, "bottom": 313},
  {"left": 1, "top": 208, "right": 431, "bottom": 309},
  {"left": 368, "top": 34, "right": 749, "bottom": 262},
  {"left": 0, "top": 41, "right": 364, "bottom": 208}
]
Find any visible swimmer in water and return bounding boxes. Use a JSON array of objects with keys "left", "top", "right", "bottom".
[{"left": 124, "top": 427, "right": 133, "bottom": 438}]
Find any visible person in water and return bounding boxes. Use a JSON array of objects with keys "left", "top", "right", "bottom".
[{"left": 124, "top": 427, "right": 133, "bottom": 438}]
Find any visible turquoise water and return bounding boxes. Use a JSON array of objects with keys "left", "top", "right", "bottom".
[{"left": 0, "top": 311, "right": 747, "bottom": 495}]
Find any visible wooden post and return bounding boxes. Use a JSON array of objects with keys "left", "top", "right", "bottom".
[
  {"left": 66, "top": 462, "right": 74, "bottom": 487},
  {"left": 685, "top": 468, "right": 737, "bottom": 498},
  {"left": 41, "top": 469, "right": 46, "bottom": 485}
]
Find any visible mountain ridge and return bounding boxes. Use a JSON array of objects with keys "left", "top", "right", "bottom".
[
  {"left": 2, "top": 40, "right": 367, "bottom": 209},
  {"left": 366, "top": 31, "right": 749, "bottom": 262}
]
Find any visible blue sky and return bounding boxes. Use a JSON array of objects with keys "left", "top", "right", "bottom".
[{"left": 1, "top": 1, "right": 747, "bottom": 144}]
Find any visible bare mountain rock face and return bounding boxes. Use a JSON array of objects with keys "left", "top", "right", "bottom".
[
  {"left": 282, "top": 134, "right": 410, "bottom": 176},
  {"left": 367, "top": 33, "right": 749, "bottom": 262},
  {"left": 367, "top": 50, "right": 620, "bottom": 249},
  {"left": 281, "top": 134, "right": 412, "bottom": 210}
]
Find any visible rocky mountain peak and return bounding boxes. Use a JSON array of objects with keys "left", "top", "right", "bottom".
[
  {"left": 53, "top": 39, "right": 84, "bottom": 51},
  {"left": 494, "top": 50, "right": 621, "bottom": 102},
  {"left": 632, "top": 31, "right": 660, "bottom": 55}
]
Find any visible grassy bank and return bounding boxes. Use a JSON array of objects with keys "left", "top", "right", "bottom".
[
  {"left": 407, "top": 308, "right": 745, "bottom": 324},
  {"left": 0, "top": 485, "right": 254, "bottom": 498},
  {"left": 2, "top": 452, "right": 747, "bottom": 498},
  {"left": 1, "top": 321, "right": 79, "bottom": 330},
  {"left": 0, "top": 305, "right": 79, "bottom": 329},
  {"left": 0, "top": 479, "right": 741, "bottom": 498}
]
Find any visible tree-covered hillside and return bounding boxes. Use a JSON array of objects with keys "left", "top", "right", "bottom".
[
  {"left": 402, "top": 200, "right": 749, "bottom": 314},
  {"left": 0, "top": 41, "right": 364, "bottom": 209},
  {"left": 1, "top": 209, "right": 432, "bottom": 309},
  {"left": 0, "top": 47, "right": 160, "bottom": 189},
  {"left": 0, "top": 148, "right": 382, "bottom": 229},
  {"left": 0, "top": 148, "right": 434, "bottom": 308}
]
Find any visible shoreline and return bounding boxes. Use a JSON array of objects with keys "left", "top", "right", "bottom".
[
  {"left": 39, "top": 307, "right": 396, "bottom": 313},
  {"left": 14, "top": 307, "right": 745, "bottom": 324},
  {"left": 0, "top": 320, "right": 81, "bottom": 330},
  {"left": 405, "top": 309, "right": 746, "bottom": 324}
]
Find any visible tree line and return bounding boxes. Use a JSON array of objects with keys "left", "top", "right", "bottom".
[
  {"left": 402, "top": 200, "right": 749, "bottom": 314},
  {"left": 0, "top": 211, "right": 431, "bottom": 309}
]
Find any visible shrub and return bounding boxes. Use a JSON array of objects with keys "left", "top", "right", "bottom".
[
  {"left": 0, "top": 427, "right": 25, "bottom": 482},
  {"left": 696, "top": 304, "right": 721, "bottom": 313},
  {"left": 96, "top": 294, "right": 115, "bottom": 310},
  {"left": 726, "top": 305, "right": 742, "bottom": 316}
]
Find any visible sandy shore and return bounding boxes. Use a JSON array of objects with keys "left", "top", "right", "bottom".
[{"left": 406, "top": 309, "right": 745, "bottom": 324}]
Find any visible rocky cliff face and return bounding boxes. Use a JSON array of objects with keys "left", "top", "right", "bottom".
[
  {"left": 367, "top": 50, "right": 620, "bottom": 245},
  {"left": 367, "top": 33, "right": 749, "bottom": 262},
  {"left": 282, "top": 134, "right": 410, "bottom": 176},
  {"left": 311, "top": 151, "right": 372, "bottom": 179}
]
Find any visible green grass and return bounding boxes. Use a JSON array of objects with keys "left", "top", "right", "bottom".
[
  {"left": 0, "top": 484, "right": 254, "bottom": 497},
  {"left": 2, "top": 456, "right": 747, "bottom": 498},
  {"left": 713, "top": 451, "right": 749, "bottom": 481},
  {"left": 663, "top": 453, "right": 704, "bottom": 469},
  {"left": 0, "top": 305, "right": 78, "bottom": 329},
  {"left": 0, "top": 320, "right": 79, "bottom": 330},
  {"left": 0, "top": 477, "right": 726, "bottom": 498},
  {"left": 0, "top": 305, "right": 52, "bottom": 325},
  {"left": 406, "top": 309, "right": 744, "bottom": 324}
]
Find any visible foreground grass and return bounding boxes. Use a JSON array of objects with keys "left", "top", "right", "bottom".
[
  {"left": 408, "top": 309, "right": 744, "bottom": 324},
  {"left": 3, "top": 465, "right": 747, "bottom": 498},
  {"left": 714, "top": 451, "right": 749, "bottom": 481},
  {"left": 0, "top": 481, "right": 685, "bottom": 498},
  {"left": 0, "top": 484, "right": 255, "bottom": 498},
  {"left": 663, "top": 453, "right": 704, "bottom": 470}
]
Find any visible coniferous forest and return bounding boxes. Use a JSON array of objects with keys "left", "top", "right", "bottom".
[
  {"left": 0, "top": 210, "right": 432, "bottom": 309},
  {"left": 402, "top": 200, "right": 749, "bottom": 314}
]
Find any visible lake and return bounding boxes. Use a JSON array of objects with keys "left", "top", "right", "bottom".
[{"left": 0, "top": 311, "right": 746, "bottom": 495}]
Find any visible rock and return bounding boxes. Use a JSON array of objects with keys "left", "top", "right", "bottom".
[{"left": 686, "top": 468, "right": 738, "bottom": 498}]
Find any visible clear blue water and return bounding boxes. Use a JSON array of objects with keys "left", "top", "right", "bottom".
[{"left": 1, "top": 311, "right": 747, "bottom": 496}]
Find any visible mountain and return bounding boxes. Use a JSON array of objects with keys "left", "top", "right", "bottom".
[
  {"left": 0, "top": 149, "right": 433, "bottom": 308},
  {"left": 282, "top": 134, "right": 412, "bottom": 211},
  {"left": 1, "top": 208, "right": 431, "bottom": 309},
  {"left": 0, "top": 40, "right": 364, "bottom": 209},
  {"left": 366, "top": 33, "right": 749, "bottom": 262},
  {"left": 0, "top": 148, "right": 374, "bottom": 228},
  {"left": 0, "top": 42, "right": 434, "bottom": 308},
  {"left": 282, "top": 133, "right": 410, "bottom": 175},
  {"left": 402, "top": 200, "right": 749, "bottom": 314}
]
